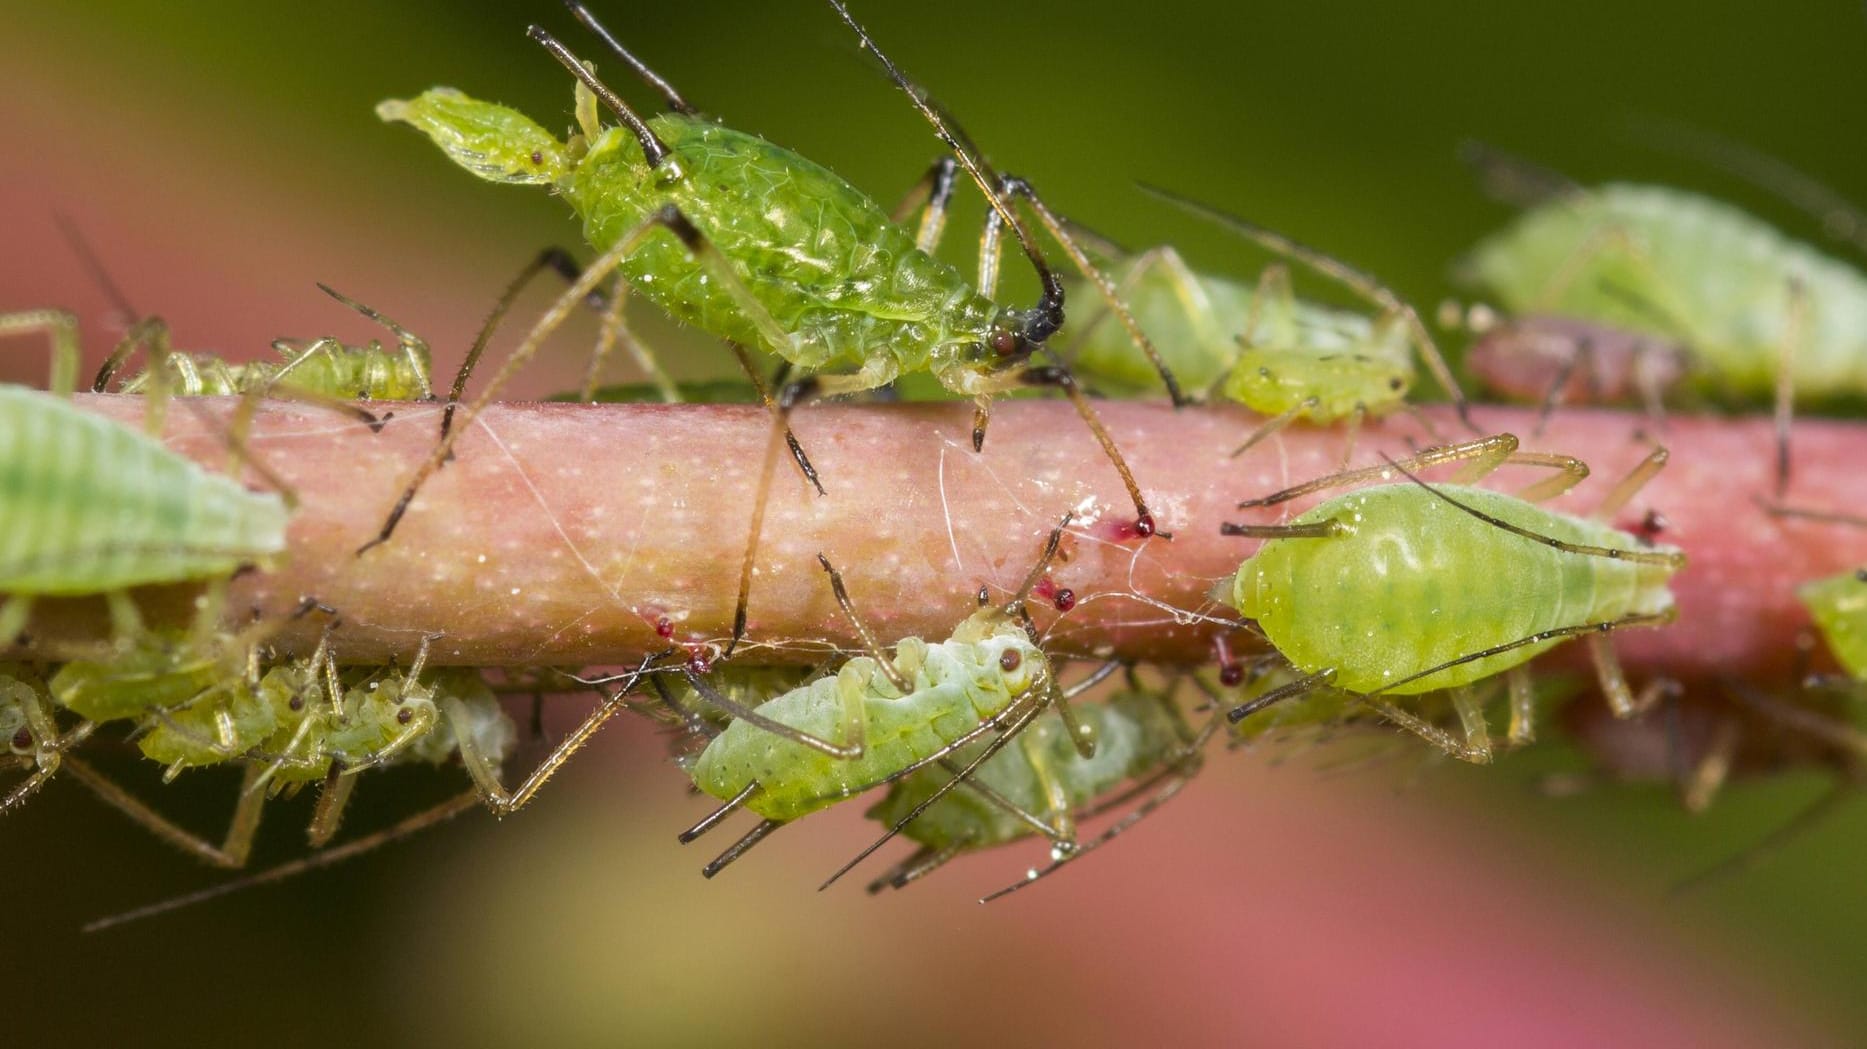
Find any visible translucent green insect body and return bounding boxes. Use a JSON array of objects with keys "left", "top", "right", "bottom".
[
  {"left": 114, "top": 319, "right": 434, "bottom": 402},
  {"left": 689, "top": 626, "right": 1045, "bottom": 825},
  {"left": 1222, "top": 434, "right": 1685, "bottom": 762},
  {"left": 1801, "top": 569, "right": 1867, "bottom": 680},
  {"left": 367, "top": 1, "right": 1172, "bottom": 562},
  {"left": 864, "top": 683, "right": 1201, "bottom": 895},
  {"left": 1061, "top": 249, "right": 1411, "bottom": 413},
  {"left": 1466, "top": 183, "right": 1867, "bottom": 407}
]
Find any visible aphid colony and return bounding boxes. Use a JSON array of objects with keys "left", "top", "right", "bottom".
[{"left": 5, "top": 0, "right": 1863, "bottom": 923}]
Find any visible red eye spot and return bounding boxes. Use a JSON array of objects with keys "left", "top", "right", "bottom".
[
  {"left": 10, "top": 728, "right": 31, "bottom": 751},
  {"left": 1219, "top": 665, "right": 1245, "bottom": 687},
  {"left": 531, "top": 151, "right": 544, "bottom": 165},
  {"left": 999, "top": 649, "right": 1023, "bottom": 673},
  {"left": 1052, "top": 588, "right": 1076, "bottom": 612},
  {"left": 686, "top": 649, "right": 713, "bottom": 676},
  {"left": 655, "top": 616, "right": 675, "bottom": 639},
  {"left": 1101, "top": 515, "right": 1160, "bottom": 542},
  {"left": 289, "top": 696, "right": 305, "bottom": 711},
  {"left": 990, "top": 330, "right": 1020, "bottom": 356},
  {"left": 396, "top": 709, "right": 414, "bottom": 725}
]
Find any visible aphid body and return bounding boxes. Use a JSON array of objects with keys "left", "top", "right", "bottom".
[
  {"left": 1465, "top": 183, "right": 1867, "bottom": 406},
  {"left": 688, "top": 620, "right": 1044, "bottom": 823},
  {"left": 1801, "top": 568, "right": 1867, "bottom": 680},
  {"left": 1233, "top": 483, "right": 1679, "bottom": 695}
]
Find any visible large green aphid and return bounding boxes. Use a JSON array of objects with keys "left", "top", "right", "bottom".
[
  {"left": 1057, "top": 187, "right": 1471, "bottom": 456},
  {"left": 366, "top": 0, "right": 1181, "bottom": 561},
  {"left": 1220, "top": 433, "right": 1685, "bottom": 763},
  {"left": 676, "top": 517, "right": 1081, "bottom": 881},
  {"left": 864, "top": 677, "right": 1210, "bottom": 900}
]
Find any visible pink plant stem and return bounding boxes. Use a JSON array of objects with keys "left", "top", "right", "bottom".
[{"left": 33, "top": 395, "right": 1867, "bottom": 688}]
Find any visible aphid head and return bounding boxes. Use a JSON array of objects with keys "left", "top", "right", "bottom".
[{"left": 989, "top": 637, "right": 1042, "bottom": 698}]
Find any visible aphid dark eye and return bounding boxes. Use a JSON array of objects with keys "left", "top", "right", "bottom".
[
  {"left": 1387, "top": 377, "right": 1405, "bottom": 391},
  {"left": 990, "top": 330, "right": 1021, "bottom": 356},
  {"left": 1052, "top": 588, "right": 1076, "bottom": 612},
  {"left": 531, "top": 150, "right": 544, "bottom": 165},
  {"left": 289, "top": 696, "right": 305, "bottom": 711},
  {"left": 999, "top": 649, "right": 1022, "bottom": 673},
  {"left": 1219, "top": 664, "right": 1245, "bottom": 687},
  {"left": 10, "top": 728, "right": 31, "bottom": 752},
  {"left": 655, "top": 616, "right": 676, "bottom": 639},
  {"left": 976, "top": 585, "right": 990, "bottom": 607},
  {"left": 397, "top": 709, "right": 414, "bottom": 725}
]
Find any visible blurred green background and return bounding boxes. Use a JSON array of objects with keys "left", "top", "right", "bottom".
[{"left": 4, "top": 2, "right": 1866, "bottom": 1046}]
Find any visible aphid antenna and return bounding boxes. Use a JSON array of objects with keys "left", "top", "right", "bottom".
[
  {"left": 1455, "top": 139, "right": 1586, "bottom": 209},
  {"left": 559, "top": 1, "right": 697, "bottom": 115},
  {"left": 528, "top": 26, "right": 673, "bottom": 169},
  {"left": 817, "top": 554, "right": 913, "bottom": 695},
  {"left": 817, "top": 694, "right": 1047, "bottom": 891},
  {"left": 997, "top": 513, "right": 1076, "bottom": 618},
  {"left": 1135, "top": 181, "right": 1474, "bottom": 432},
  {"left": 1668, "top": 774, "right": 1856, "bottom": 898},
  {"left": 1618, "top": 114, "right": 1867, "bottom": 257},
  {"left": 826, "top": 1, "right": 1190, "bottom": 411},
  {"left": 1757, "top": 499, "right": 1867, "bottom": 529},
  {"left": 52, "top": 212, "right": 139, "bottom": 322},
  {"left": 1381, "top": 452, "right": 1684, "bottom": 570},
  {"left": 81, "top": 792, "right": 482, "bottom": 934}
]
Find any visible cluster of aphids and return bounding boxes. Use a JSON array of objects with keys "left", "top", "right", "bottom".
[{"left": 4, "top": 1, "right": 1866, "bottom": 924}]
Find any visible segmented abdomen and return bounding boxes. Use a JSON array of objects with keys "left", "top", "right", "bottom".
[
  {"left": 1234, "top": 484, "right": 1679, "bottom": 694},
  {"left": 0, "top": 387, "right": 289, "bottom": 593}
]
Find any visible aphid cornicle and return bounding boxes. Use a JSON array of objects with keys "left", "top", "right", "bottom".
[
  {"left": 1053, "top": 186, "right": 1470, "bottom": 457},
  {"left": 1220, "top": 433, "right": 1685, "bottom": 763},
  {"left": 676, "top": 516, "right": 1082, "bottom": 882},
  {"left": 864, "top": 675, "right": 1213, "bottom": 900},
  {"left": 365, "top": 0, "right": 1180, "bottom": 568}
]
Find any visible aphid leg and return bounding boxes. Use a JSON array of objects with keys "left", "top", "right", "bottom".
[
  {"left": 446, "top": 655, "right": 659, "bottom": 817},
  {"left": 1670, "top": 777, "right": 1858, "bottom": 897},
  {"left": 306, "top": 764, "right": 359, "bottom": 848},
  {"left": 311, "top": 282, "right": 437, "bottom": 400},
  {"left": 82, "top": 791, "right": 480, "bottom": 933},
  {"left": 1771, "top": 276, "right": 1808, "bottom": 500},
  {"left": 819, "top": 552, "right": 908, "bottom": 703},
  {"left": 1136, "top": 184, "right": 1473, "bottom": 430},
  {"left": 985, "top": 705, "right": 1219, "bottom": 902},
  {"left": 867, "top": 842, "right": 964, "bottom": 894},
  {"left": 819, "top": 695, "right": 1051, "bottom": 890},
  {"left": 1457, "top": 140, "right": 1586, "bottom": 208},
  {"left": 61, "top": 758, "right": 268, "bottom": 868},
  {"left": 681, "top": 666, "right": 864, "bottom": 759},
  {"left": 1529, "top": 331, "right": 1592, "bottom": 438},
  {"left": 679, "top": 780, "right": 759, "bottom": 844},
  {"left": 0, "top": 308, "right": 81, "bottom": 397},
  {"left": 581, "top": 273, "right": 677, "bottom": 402},
  {"left": 701, "top": 818, "right": 785, "bottom": 879},
  {"left": 0, "top": 675, "right": 80, "bottom": 813},
  {"left": 1063, "top": 244, "right": 1225, "bottom": 395},
  {"left": 1588, "top": 632, "right": 1679, "bottom": 718},
  {"left": 363, "top": 203, "right": 823, "bottom": 553},
  {"left": 1357, "top": 694, "right": 1494, "bottom": 764},
  {"left": 1682, "top": 713, "right": 1742, "bottom": 814},
  {"left": 92, "top": 316, "right": 178, "bottom": 432},
  {"left": 889, "top": 157, "right": 961, "bottom": 253},
  {"left": 1505, "top": 666, "right": 1537, "bottom": 746},
  {"left": 443, "top": 246, "right": 591, "bottom": 445},
  {"left": 1235, "top": 433, "right": 1522, "bottom": 510},
  {"left": 1590, "top": 444, "right": 1670, "bottom": 519},
  {"left": 985, "top": 175, "right": 1188, "bottom": 405},
  {"left": 725, "top": 387, "right": 795, "bottom": 656}
]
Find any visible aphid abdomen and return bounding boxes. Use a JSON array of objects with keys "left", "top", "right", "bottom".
[
  {"left": 1234, "top": 484, "right": 1677, "bottom": 694},
  {"left": 0, "top": 387, "right": 288, "bottom": 593},
  {"left": 567, "top": 117, "right": 998, "bottom": 375},
  {"left": 1060, "top": 256, "right": 1255, "bottom": 394}
]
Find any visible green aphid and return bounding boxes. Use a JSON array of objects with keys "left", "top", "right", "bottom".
[
  {"left": 864, "top": 680, "right": 1206, "bottom": 898},
  {"left": 367, "top": 0, "right": 1178, "bottom": 565},
  {"left": 1466, "top": 183, "right": 1867, "bottom": 408},
  {"left": 1801, "top": 568, "right": 1867, "bottom": 681},
  {"left": 100, "top": 284, "right": 435, "bottom": 403},
  {"left": 1221, "top": 433, "right": 1684, "bottom": 763},
  {"left": 676, "top": 517, "right": 1078, "bottom": 881},
  {"left": 1060, "top": 187, "right": 1470, "bottom": 455}
]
